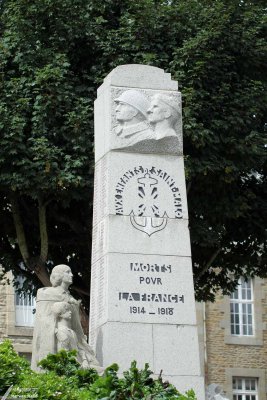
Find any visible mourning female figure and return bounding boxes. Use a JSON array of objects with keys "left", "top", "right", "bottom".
[{"left": 31, "top": 264, "right": 100, "bottom": 371}]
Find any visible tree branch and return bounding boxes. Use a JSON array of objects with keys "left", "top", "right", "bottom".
[
  {"left": 38, "top": 195, "right": 48, "bottom": 263},
  {"left": 10, "top": 193, "right": 51, "bottom": 287},
  {"left": 10, "top": 192, "right": 29, "bottom": 264},
  {"left": 51, "top": 212, "right": 86, "bottom": 234},
  {"left": 186, "top": 181, "right": 192, "bottom": 195},
  {"left": 72, "top": 284, "right": 90, "bottom": 297},
  {"left": 195, "top": 247, "right": 222, "bottom": 281},
  {"left": 30, "top": 259, "right": 51, "bottom": 287}
]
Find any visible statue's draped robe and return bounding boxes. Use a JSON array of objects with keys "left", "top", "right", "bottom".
[{"left": 31, "top": 286, "right": 98, "bottom": 370}]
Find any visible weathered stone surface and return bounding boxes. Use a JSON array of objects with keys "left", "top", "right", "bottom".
[
  {"left": 92, "top": 322, "right": 201, "bottom": 376},
  {"left": 90, "top": 253, "right": 196, "bottom": 327},
  {"left": 95, "top": 89, "right": 182, "bottom": 160},
  {"left": 94, "top": 65, "right": 182, "bottom": 162},
  {"left": 90, "top": 65, "right": 204, "bottom": 398},
  {"left": 92, "top": 151, "right": 188, "bottom": 228},
  {"left": 152, "top": 324, "right": 201, "bottom": 375},
  {"left": 98, "top": 64, "right": 178, "bottom": 92},
  {"left": 111, "top": 88, "right": 182, "bottom": 155},
  {"left": 31, "top": 265, "right": 100, "bottom": 371},
  {"left": 92, "top": 322, "right": 154, "bottom": 369},
  {"left": 110, "top": 151, "right": 188, "bottom": 219},
  {"left": 92, "top": 216, "right": 191, "bottom": 265},
  {"left": 90, "top": 321, "right": 204, "bottom": 399},
  {"left": 108, "top": 254, "right": 196, "bottom": 325}
]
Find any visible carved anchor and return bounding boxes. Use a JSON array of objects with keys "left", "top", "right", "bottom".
[
  {"left": 130, "top": 211, "right": 168, "bottom": 236},
  {"left": 129, "top": 171, "right": 169, "bottom": 236}
]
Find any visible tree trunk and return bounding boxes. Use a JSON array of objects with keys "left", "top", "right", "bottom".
[{"left": 10, "top": 192, "right": 51, "bottom": 286}]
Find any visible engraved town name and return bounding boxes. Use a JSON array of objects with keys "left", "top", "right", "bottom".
[{"left": 114, "top": 166, "right": 183, "bottom": 235}]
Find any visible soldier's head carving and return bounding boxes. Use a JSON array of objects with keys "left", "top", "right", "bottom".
[
  {"left": 114, "top": 90, "right": 151, "bottom": 139},
  {"left": 147, "top": 94, "right": 181, "bottom": 140}
]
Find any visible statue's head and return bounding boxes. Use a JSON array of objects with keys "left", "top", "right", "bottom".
[
  {"left": 147, "top": 94, "right": 180, "bottom": 127},
  {"left": 50, "top": 264, "right": 73, "bottom": 287},
  {"left": 115, "top": 89, "right": 149, "bottom": 123},
  {"left": 51, "top": 301, "right": 72, "bottom": 320}
]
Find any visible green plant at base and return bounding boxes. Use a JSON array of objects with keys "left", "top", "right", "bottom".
[
  {"left": 0, "top": 339, "right": 31, "bottom": 394},
  {"left": 38, "top": 349, "right": 99, "bottom": 387},
  {"left": 85, "top": 361, "right": 197, "bottom": 400},
  {"left": 38, "top": 349, "right": 80, "bottom": 376},
  {"left": 11, "top": 370, "right": 92, "bottom": 400},
  {"left": 0, "top": 341, "right": 197, "bottom": 399}
]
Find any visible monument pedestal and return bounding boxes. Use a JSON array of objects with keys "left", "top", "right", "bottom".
[{"left": 90, "top": 65, "right": 205, "bottom": 399}]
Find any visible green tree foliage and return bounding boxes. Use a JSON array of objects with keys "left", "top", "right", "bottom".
[
  {"left": 0, "top": 0, "right": 266, "bottom": 304},
  {"left": 0, "top": 339, "right": 31, "bottom": 393},
  {"left": 170, "top": 0, "right": 267, "bottom": 298},
  {"left": 0, "top": 341, "right": 196, "bottom": 399}
]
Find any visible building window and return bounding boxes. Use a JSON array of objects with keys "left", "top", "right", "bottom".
[
  {"left": 230, "top": 277, "right": 254, "bottom": 336},
  {"left": 15, "top": 276, "right": 36, "bottom": 327},
  {"left": 233, "top": 377, "right": 258, "bottom": 400}
]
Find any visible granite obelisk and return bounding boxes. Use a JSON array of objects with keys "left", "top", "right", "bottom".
[{"left": 89, "top": 65, "right": 205, "bottom": 398}]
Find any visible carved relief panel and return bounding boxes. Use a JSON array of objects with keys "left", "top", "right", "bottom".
[{"left": 110, "top": 87, "right": 182, "bottom": 155}]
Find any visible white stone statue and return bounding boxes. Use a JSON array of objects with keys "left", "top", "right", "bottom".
[
  {"left": 114, "top": 89, "right": 153, "bottom": 146},
  {"left": 31, "top": 264, "right": 101, "bottom": 371},
  {"left": 112, "top": 89, "right": 182, "bottom": 155},
  {"left": 147, "top": 93, "right": 181, "bottom": 140},
  {"left": 206, "top": 384, "right": 229, "bottom": 400}
]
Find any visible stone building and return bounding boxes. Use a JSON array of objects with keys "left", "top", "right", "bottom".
[
  {"left": 0, "top": 273, "right": 266, "bottom": 399},
  {"left": 202, "top": 277, "right": 267, "bottom": 400},
  {"left": 0, "top": 272, "right": 35, "bottom": 361}
]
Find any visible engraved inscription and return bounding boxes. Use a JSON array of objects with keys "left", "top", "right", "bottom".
[
  {"left": 89, "top": 257, "right": 107, "bottom": 348},
  {"left": 118, "top": 292, "right": 184, "bottom": 303},
  {"left": 130, "top": 262, "right": 172, "bottom": 273},
  {"left": 115, "top": 261, "right": 185, "bottom": 321},
  {"left": 93, "top": 157, "right": 108, "bottom": 226},
  {"left": 92, "top": 220, "right": 105, "bottom": 264},
  {"left": 114, "top": 166, "right": 183, "bottom": 235}
]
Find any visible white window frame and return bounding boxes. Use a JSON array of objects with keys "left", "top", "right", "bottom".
[
  {"left": 230, "top": 277, "right": 254, "bottom": 336},
  {"left": 4, "top": 272, "right": 33, "bottom": 354},
  {"left": 15, "top": 291, "right": 36, "bottom": 327},
  {"left": 222, "top": 277, "right": 265, "bottom": 346},
  {"left": 232, "top": 377, "right": 258, "bottom": 400},
  {"left": 225, "top": 368, "right": 266, "bottom": 400},
  {"left": 15, "top": 275, "right": 36, "bottom": 327}
]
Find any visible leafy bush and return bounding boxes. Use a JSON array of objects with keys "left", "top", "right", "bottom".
[
  {"left": 0, "top": 341, "right": 197, "bottom": 399},
  {"left": 38, "top": 349, "right": 99, "bottom": 388},
  {"left": 0, "top": 339, "right": 31, "bottom": 394},
  {"left": 86, "top": 361, "right": 195, "bottom": 400},
  {"left": 10, "top": 370, "right": 92, "bottom": 400}
]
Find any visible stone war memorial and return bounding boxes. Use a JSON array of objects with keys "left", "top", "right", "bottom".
[{"left": 89, "top": 64, "right": 205, "bottom": 398}]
